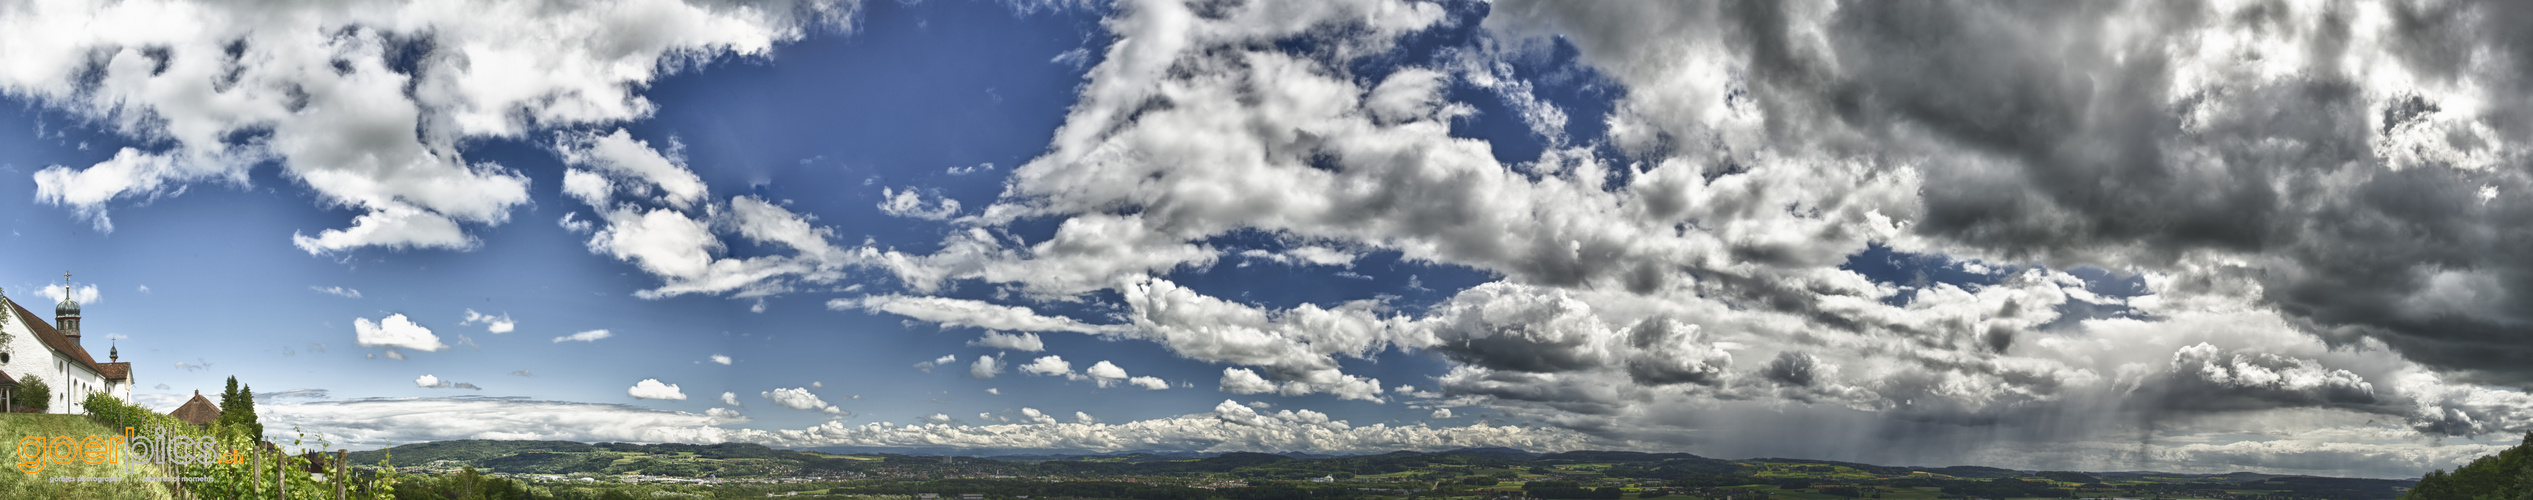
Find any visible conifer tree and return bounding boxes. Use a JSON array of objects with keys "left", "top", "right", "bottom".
[
  {"left": 216, "top": 376, "right": 241, "bottom": 430},
  {"left": 237, "top": 384, "right": 261, "bottom": 439},
  {"left": 216, "top": 376, "right": 264, "bottom": 441}
]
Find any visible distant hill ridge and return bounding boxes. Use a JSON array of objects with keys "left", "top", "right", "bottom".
[
  {"left": 345, "top": 439, "right": 2410, "bottom": 482},
  {"left": 331, "top": 439, "right": 2428, "bottom": 499}
]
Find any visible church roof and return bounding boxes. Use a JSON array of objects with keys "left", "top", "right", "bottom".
[
  {"left": 0, "top": 368, "right": 16, "bottom": 387},
  {"left": 98, "top": 362, "right": 129, "bottom": 381},
  {"left": 170, "top": 391, "right": 219, "bottom": 426},
  {"left": 3, "top": 297, "right": 106, "bottom": 376}
]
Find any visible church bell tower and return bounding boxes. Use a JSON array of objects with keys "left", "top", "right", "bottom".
[{"left": 55, "top": 272, "right": 80, "bottom": 345}]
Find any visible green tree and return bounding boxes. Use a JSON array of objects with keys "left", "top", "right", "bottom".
[
  {"left": 216, "top": 376, "right": 263, "bottom": 441},
  {"left": 218, "top": 376, "right": 239, "bottom": 411},
  {"left": 392, "top": 466, "right": 542, "bottom": 500},
  {"left": 18, "top": 374, "right": 51, "bottom": 412},
  {"left": 217, "top": 376, "right": 241, "bottom": 435},
  {"left": 2398, "top": 434, "right": 2531, "bottom": 500},
  {"left": 80, "top": 392, "right": 151, "bottom": 430},
  {"left": 0, "top": 304, "right": 14, "bottom": 364},
  {"left": 237, "top": 384, "right": 260, "bottom": 438},
  {"left": 2516, "top": 464, "right": 2533, "bottom": 500}
]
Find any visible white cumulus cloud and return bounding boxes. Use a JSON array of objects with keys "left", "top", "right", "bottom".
[
  {"left": 762, "top": 387, "right": 847, "bottom": 415},
  {"left": 37, "top": 282, "right": 102, "bottom": 305},
  {"left": 971, "top": 354, "right": 1005, "bottom": 379},
  {"left": 1021, "top": 355, "right": 1074, "bottom": 378},
  {"left": 1085, "top": 360, "right": 1130, "bottom": 388},
  {"left": 627, "top": 379, "right": 686, "bottom": 400},
  {"left": 355, "top": 314, "right": 446, "bottom": 352},
  {"left": 1219, "top": 367, "right": 1280, "bottom": 395}
]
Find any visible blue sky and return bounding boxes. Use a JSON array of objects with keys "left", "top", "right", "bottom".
[
  {"left": 3, "top": 0, "right": 2532, "bottom": 479},
  {"left": 0, "top": 0, "right": 1222, "bottom": 424},
  {"left": 0, "top": 0, "right": 1505, "bottom": 443}
]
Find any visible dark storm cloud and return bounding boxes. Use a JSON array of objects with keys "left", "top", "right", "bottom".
[
  {"left": 1844, "top": 1, "right": 2533, "bottom": 383},
  {"left": 2150, "top": 343, "right": 2379, "bottom": 412},
  {"left": 1512, "top": 0, "right": 2533, "bottom": 383},
  {"left": 1439, "top": 369, "right": 1631, "bottom": 415},
  {"left": 1891, "top": 1, "right": 2533, "bottom": 383},
  {"left": 2406, "top": 387, "right": 2533, "bottom": 437},
  {"left": 1436, "top": 328, "right": 1601, "bottom": 374}
]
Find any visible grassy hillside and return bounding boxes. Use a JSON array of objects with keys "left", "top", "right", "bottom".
[{"left": 0, "top": 414, "right": 178, "bottom": 500}]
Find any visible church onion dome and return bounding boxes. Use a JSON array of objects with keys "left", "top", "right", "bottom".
[{"left": 55, "top": 294, "right": 78, "bottom": 318}]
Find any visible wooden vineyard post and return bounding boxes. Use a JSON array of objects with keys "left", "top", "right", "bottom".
[
  {"left": 277, "top": 448, "right": 286, "bottom": 500},
  {"left": 336, "top": 449, "right": 347, "bottom": 500}
]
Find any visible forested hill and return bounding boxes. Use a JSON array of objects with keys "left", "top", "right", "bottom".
[{"left": 2402, "top": 431, "right": 2532, "bottom": 500}]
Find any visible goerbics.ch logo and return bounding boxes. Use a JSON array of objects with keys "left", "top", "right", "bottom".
[{"left": 16, "top": 426, "right": 239, "bottom": 482}]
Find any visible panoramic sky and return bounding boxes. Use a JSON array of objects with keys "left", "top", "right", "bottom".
[{"left": 1, "top": 0, "right": 2530, "bottom": 479}]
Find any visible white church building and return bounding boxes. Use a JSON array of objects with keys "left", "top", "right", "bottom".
[{"left": 0, "top": 277, "right": 133, "bottom": 413}]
